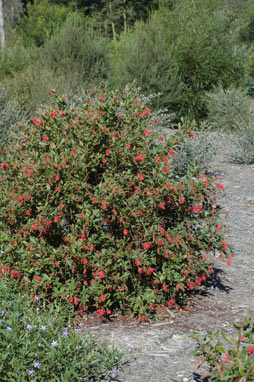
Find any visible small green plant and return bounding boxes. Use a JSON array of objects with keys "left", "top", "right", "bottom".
[
  {"left": 231, "top": 119, "right": 254, "bottom": 164},
  {"left": 0, "top": 84, "right": 232, "bottom": 321},
  {"left": 191, "top": 314, "right": 254, "bottom": 381},
  {"left": 205, "top": 86, "right": 253, "bottom": 131},
  {"left": 0, "top": 276, "right": 122, "bottom": 381},
  {"left": 171, "top": 122, "right": 217, "bottom": 176}
]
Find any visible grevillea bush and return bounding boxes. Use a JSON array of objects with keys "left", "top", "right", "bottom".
[
  {"left": 191, "top": 314, "right": 254, "bottom": 381},
  {"left": 0, "top": 85, "right": 232, "bottom": 320}
]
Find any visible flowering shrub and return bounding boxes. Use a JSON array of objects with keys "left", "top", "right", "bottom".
[
  {"left": 0, "top": 277, "right": 122, "bottom": 381},
  {"left": 0, "top": 84, "right": 232, "bottom": 320},
  {"left": 191, "top": 314, "right": 254, "bottom": 381}
]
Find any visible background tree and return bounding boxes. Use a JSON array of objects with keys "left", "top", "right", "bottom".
[{"left": 0, "top": 0, "right": 5, "bottom": 48}]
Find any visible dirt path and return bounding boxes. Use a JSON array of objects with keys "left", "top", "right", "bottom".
[{"left": 80, "top": 134, "right": 254, "bottom": 382}]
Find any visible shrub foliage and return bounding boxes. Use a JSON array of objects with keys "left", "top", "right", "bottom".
[
  {"left": 192, "top": 314, "right": 254, "bottom": 381},
  {"left": 0, "top": 85, "right": 231, "bottom": 320}
]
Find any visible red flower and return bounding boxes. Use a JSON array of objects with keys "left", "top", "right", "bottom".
[
  {"left": 169, "top": 149, "right": 175, "bottom": 157},
  {"left": 222, "top": 241, "right": 228, "bottom": 249},
  {"left": 126, "top": 143, "right": 131, "bottom": 149},
  {"left": 72, "top": 149, "right": 77, "bottom": 155},
  {"left": 179, "top": 195, "right": 185, "bottom": 204},
  {"left": 32, "top": 223, "right": 38, "bottom": 230},
  {"left": 82, "top": 258, "right": 88, "bottom": 265},
  {"left": 44, "top": 221, "right": 51, "bottom": 227},
  {"left": 42, "top": 136, "right": 48, "bottom": 143},
  {"left": 102, "top": 158, "right": 107, "bottom": 163},
  {"left": 224, "top": 353, "right": 230, "bottom": 362},
  {"left": 123, "top": 229, "right": 128, "bottom": 236},
  {"left": 105, "top": 149, "right": 110, "bottom": 156},
  {"left": 142, "top": 242, "right": 151, "bottom": 251},
  {"left": 53, "top": 216, "right": 60, "bottom": 223},
  {"left": 163, "top": 167, "right": 169, "bottom": 174},
  {"left": 216, "top": 224, "right": 221, "bottom": 232},
  {"left": 1, "top": 163, "right": 8, "bottom": 171},
  {"left": 159, "top": 136, "right": 164, "bottom": 142},
  {"left": 50, "top": 113, "right": 57, "bottom": 118},
  {"left": 248, "top": 347, "right": 254, "bottom": 355},
  {"left": 59, "top": 110, "right": 65, "bottom": 115},
  {"left": 138, "top": 173, "right": 144, "bottom": 181},
  {"left": 73, "top": 297, "right": 79, "bottom": 305},
  {"left": 162, "top": 285, "right": 169, "bottom": 291},
  {"left": 138, "top": 314, "right": 148, "bottom": 322},
  {"left": 138, "top": 267, "right": 143, "bottom": 274},
  {"left": 146, "top": 267, "right": 154, "bottom": 276},
  {"left": 194, "top": 205, "right": 202, "bottom": 213},
  {"left": 143, "top": 129, "right": 152, "bottom": 135},
  {"left": 156, "top": 157, "right": 161, "bottom": 162},
  {"left": 92, "top": 198, "right": 98, "bottom": 204},
  {"left": 25, "top": 210, "right": 31, "bottom": 216},
  {"left": 97, "top": 309, "right": 105, "bottom": 317},
  {"left": 47, "top": 90, "right": 51, "bottom": 95},
  {"left": 144, "top": 108, "right": 151, "bottom": 115},
  {"left": 135, "top": 259, "right": 141, "bottom": 266},
  {"left": 99, "top": 295, "right": 106, "bottom": 302},
  {"left": 159, "top": 202, "right": 166, "bottom": 210},
  {"left": 167, "top": 299, "right": 175, "bottom": 307},
  {"left": 11, "top": 270, "right": 21, "bottom": 278},
  {"left": 99, "top": 95, "right": 104, "bottom": 101},
  {"left": 163, "top": 155, "right": 168, "bottom": 163},
  {"left": 98, "top": 271, "right": 105, "bottom": 279},
  {"left": 134, "top": 154, "right": 144, "bottom": 163},
  {"left": 55, "top": 174, "right": 60, "bottom": 181},
  {"left": 32, "top": 118, "right": 41, "bottom": 126}
]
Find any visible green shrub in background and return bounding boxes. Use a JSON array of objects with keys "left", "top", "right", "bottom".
[
  {"left": 109, "top": 12, "right": 183, "bottom": 113},
  {"left": 192, "top": 314, "right": 254, "bottom": 381},
  {"left": 4, "top": 16, "right": 110, "bottom": 116},
  {"left": 165, "top": 0, "right": 248, "bottom": 120},
  {"left": 109, "top": 0, "right": 248, "bottom": 121},
  {"left": 0, "top": 36, "right": 36, "bottom": 80},
  {"left": 41, "top": 15, "right": 109, "bottom": 88},
  {"left": 0, "top": 277, "right": 122, "bottom": 381},
  {"left": 16, "top": 0, "right": 74, "bottom": 47},
  {"left": 0, "top": 85, "right": 232, "bottom": 320},
  {"left": 205, "top": 85, "right": 253, "bottom": 131}
]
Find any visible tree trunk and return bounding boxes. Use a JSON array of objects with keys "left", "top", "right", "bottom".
[{"left": 0, "top": 0, "right": 5, "bottom": 49}]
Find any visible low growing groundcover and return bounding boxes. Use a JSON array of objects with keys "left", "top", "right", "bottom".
[{"left": 0, "top": 277, "right": 123, "bottom": 381}]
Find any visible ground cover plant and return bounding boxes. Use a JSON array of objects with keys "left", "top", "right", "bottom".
[
  {"left": 192, "top": 314, "right": 254, "bottom": 381},
  {"left": 0, "top": 276, "right": 122, "bottom": 382},
  {"left": 0, "top": 84, "right": 232, "bottom": 321}
]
